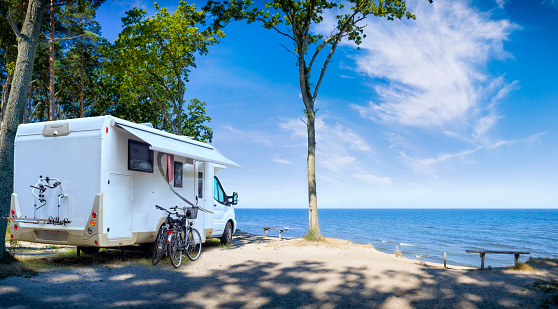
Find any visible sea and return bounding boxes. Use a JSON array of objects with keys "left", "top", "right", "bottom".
[{"left": 235, "top": 208, "right": 558, "bottom": 268}]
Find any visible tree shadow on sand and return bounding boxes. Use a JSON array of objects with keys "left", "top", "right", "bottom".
[{"left": 1, "top": 237, "right": 557, "bottom": 308}]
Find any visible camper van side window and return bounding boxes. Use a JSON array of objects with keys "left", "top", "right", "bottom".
[
  {"left": 214, "top": 177, "right": 225, "bottom": 204},
  {"left": 174, "top": 162, "right": 183, "bottom": 188},
  {"left": 128, "top": 140, "right": 153, "bottom": 173}
]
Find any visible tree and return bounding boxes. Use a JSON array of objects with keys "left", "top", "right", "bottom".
[
  {"left": 204, "top": 0, "right": 431, "bottom": 239},
  {"left": 0, "top": 0, "right": 46, "bottom": 262},
  {"left": 58, "top": 0, "right": 101, "bottom": 118},
  {"left": 108, "top": 1, "right": 222, "bottom": 139}
]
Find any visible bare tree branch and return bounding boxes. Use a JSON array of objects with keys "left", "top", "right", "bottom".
[
  {"left": 279, "top": 44, "right": 297, "bottom": 57},
  {"left": 7, "top": 9, "right": 22, "bottom": 39}
]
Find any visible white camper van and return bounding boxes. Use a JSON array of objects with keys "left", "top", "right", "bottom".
[{"left": 7, "top": 116, "right": 240, "bottom": 252}]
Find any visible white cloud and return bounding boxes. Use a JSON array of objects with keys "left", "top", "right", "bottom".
[
  {"left": 496, "top": 0, "right": 506, "bottom": 8},
  {"left": 352, "top": 172, "right": 394, "bottom": 187},
  {"left": 401, "top": 147, "right": 482, "bottom": 176},
  {"left": 351, "top": 0, "right": 518, "bottom": 131},
  {"left": 279, "top": 116, "right": 392, "bottom": 186},
  {"left": 272, "top": 158, "right": 295, "bottom": 165}
]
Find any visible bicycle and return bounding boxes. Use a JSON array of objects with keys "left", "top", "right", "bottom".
[
  {"left": 168, "top": 206, "right": 202, "bottom": 268},
  {"left": 152, "top": 205, "right": 177, "bottom": 265}
]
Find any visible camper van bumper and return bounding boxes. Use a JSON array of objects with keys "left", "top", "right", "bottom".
[{"left": 9, "top": 224, "right": 152, "bottom": 247}]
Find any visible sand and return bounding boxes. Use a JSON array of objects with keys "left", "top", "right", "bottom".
[{"left": 1, "top": 232, "right": 557, "bottom": 308}]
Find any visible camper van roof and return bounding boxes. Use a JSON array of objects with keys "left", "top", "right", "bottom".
[{"left": 17, "top": 116, "right": 241, "bottom": 169}]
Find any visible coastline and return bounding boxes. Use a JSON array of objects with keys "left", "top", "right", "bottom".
[{"left": 2, "top": 231, "right": 557, "bottom": 308}]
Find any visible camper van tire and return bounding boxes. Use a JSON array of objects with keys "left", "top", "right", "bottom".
[
  {"left": 80, "top": 246, "right": 100, "bottom": 255},
  {"left": 221, "top": 221, "right": 233, "bottom": 246}
]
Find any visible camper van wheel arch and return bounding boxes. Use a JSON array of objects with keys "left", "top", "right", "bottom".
[
  {"left": 79, "top": 246, "right": 100, "bottom": 255},
  {"left": 220, "top": 221, "right": 233, "bottom": 246}
]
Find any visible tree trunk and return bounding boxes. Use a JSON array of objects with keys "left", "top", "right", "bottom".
[
  {"left": 1, "top": 74, "right": 12, "bottom": 126},
  {"left": 306, "top": 109, "right": 321, "bottom": 239},
  {"left": 0, "top": 0, "right": 46, "bottom": 262},
  {"left": 177, "top": 79, "right": 183, "bottom": 135},
  {"left": 48, "top": 0, "right": 55, "bottom": 120},
  {"left": 79, "top": 27, "right": 84, "bottom": 118}
]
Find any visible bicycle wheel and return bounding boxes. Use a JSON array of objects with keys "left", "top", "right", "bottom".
[
  {"left": 185, "top": 228, "right": 202, "bottom": 261},
  {"left": 169, "top": 231, "right": 183, "bottom": 268},
  {"left": 152, "top": 225, "right": 166, "bottom": 266}
]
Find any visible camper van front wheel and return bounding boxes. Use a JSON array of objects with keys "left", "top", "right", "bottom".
[{"left": 220, "top": 221, "right": 233, "bottom": 246}]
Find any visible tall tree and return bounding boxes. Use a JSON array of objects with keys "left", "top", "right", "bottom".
[
  {"left": 58, "top": 0, "right": 100, "bottom": 118},
  {"left": 0, "top": 0, "right": 46, "bottom": 262},
  {"left": 109, "top": 1, "right": 222, "bottom": 137},
  {"left": 205, "top": 0, "right": 431, "bottom": 239}
]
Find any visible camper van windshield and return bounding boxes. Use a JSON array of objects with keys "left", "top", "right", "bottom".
[{"left": 214, "top": 177, "right": 226, "bottom": 204}]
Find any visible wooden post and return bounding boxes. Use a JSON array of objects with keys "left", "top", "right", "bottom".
[
  {"left": 480, "top": 253, "right": 485, "bottom": 270},
  {"left": 265, "top": 229, "right": 268, "bottom": 237},
  {"left": 444, "top": 252, "right": 447, "bottom": 269},
  {"left": 515, "top": 254, "right": 519, "bottom": 266},
  {"left": 279, "top": 230, "right": 282, "bottom": 240}
]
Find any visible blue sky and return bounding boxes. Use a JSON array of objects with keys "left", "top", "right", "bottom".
[{"left": 96, "top": 0, "right": 558, "bottom": 208}]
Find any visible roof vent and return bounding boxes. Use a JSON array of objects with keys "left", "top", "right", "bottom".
[{"left": 43, "top": 123, "right": 71, "bottom": 137}]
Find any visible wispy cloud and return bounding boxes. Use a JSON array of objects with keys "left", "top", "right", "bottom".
[
  {"left": 401, "top": 147, "right": 483, "bottom": 176},
  {"left": 352, "top": 172, "right": 393, "bottom": 187},
  {"left": 272, "top": 158, "right": 295, "bottom": 165},
  {"left": 496, "top": 0, "right": 506, "bottom": 8},
  {"left": 279, "top": 116, "right": 392, "bottom": 185},
  {"left": 351, "top": 0, "right": 519, "bottom": 131},
  {"left": 542, "top": 0, "right": 558, "bottom": 8}
]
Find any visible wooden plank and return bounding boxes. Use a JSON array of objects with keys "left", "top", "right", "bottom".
[{"left": 466, "top": 250, "right": 530, "bottom": 254}]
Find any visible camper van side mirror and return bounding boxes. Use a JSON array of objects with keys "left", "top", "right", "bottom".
[{"left": 230, "top": 192, "right": 238, "bottom": 205}]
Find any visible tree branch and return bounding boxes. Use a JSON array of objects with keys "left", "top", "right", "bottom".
[
  {"left": 127, "top": 69, "right": 178, "bottom": 133},
  {"left": 7, "top": 9, "right": 22, "bottom": 39},
  {"left": 279, "top": 44, "right": 296, "bottom": 58},
  {"left": 253, "top": 17, "right": 296, "bottom": 41},
  {"left": 144, "top": 66, "right": 179, "bottom": 111},
  {"left": 312, "top": 5, "right": 366, "bottom": 101}
]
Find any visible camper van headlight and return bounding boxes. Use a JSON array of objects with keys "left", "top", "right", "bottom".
[{"left": 87, "top": 227, "right": 93, "bottom": 234}]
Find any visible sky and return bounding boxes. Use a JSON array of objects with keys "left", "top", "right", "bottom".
[{"left": 96, "top": 0, "right": 558, "bottom": 209}]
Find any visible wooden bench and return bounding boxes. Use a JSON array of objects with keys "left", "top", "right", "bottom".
[
  {"left": 466, "top": 250, "right": 530, "bottom": 270},
  {"left": 263, "top": 228, "right": 289, "bottom": 240}
]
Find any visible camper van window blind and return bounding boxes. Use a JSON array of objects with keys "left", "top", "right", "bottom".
[
  {"left": 174, "top": 162, "right": 183, "bottom": 188},
  {"left": 198, "top": 172, "right": 204, "bottom": 198},
  {"left": 128, "top": 139, "right": 154, "bottom": 173}
]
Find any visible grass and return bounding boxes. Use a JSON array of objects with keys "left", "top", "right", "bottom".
[
  {"left": 303, "top": 229, "right": 325, "bottom": 242},
  {"left": 531, "top": 279, "right": 558, "bottom": 308},
  {"left": 204, "top": 238, "right": 231, "bottom": 248},
  {"left": 511, "top": 263, "right": 535, "bottom": 272},
  {"left": 395, "top": 246, "right": 403, "bottom": 258},
  {"left": 0, "top": 245, "right": 164, "bottom": 279}
]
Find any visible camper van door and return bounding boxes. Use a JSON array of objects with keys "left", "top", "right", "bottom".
[{"left": 105, "top": 173, "right": 133, "bottom": 238}]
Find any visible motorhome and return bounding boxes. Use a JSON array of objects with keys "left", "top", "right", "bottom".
[{"left": 7, "top": 116, "right": 240, "bottom": 253}]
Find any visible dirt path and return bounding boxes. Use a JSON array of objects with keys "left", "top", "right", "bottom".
[{"left": 1, "top": 232, "right": 557, "bottom": 308}]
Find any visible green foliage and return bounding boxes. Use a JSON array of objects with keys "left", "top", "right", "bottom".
[
  {"left": 182, "top": 99, "right": 213, "bottom": 142},
  {"left": 107, "top": 1, "right": 221, "bottom": 140}
]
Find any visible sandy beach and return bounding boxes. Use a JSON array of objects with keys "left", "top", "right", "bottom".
[{"left": 1, "top": 232, "right": 557, "bottom": 308}]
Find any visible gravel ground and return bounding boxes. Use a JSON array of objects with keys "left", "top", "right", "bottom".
[{"left": 1, "top": 232, "right": 557, "bottom": 309}]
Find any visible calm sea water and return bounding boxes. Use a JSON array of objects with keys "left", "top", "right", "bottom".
[{"left": 235, "top": 208, "right": 558, "bottom": 267}]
